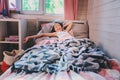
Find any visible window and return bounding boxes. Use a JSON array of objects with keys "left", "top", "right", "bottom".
[
  {"left": 8, "top": 0, "right": 64, "bottom": 14},
  {"left": 45, "top": 0, "right": 64, "bottom": 14},
  {"left": 21, "top": 0, "right": 42, "bottom": 14},
  {"left": 22, "top": 0, "right": 39, "bottom": 11}
]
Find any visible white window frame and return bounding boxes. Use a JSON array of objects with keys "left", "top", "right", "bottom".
[
  {"left": 9, "top": 0, "right": 63, "bottom": 15},
  {"left": 18, "top": 0, "right": 44, "bottom": 14}
]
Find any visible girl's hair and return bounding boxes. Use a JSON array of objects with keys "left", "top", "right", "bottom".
[{"left": 51, "top": 22, "right": 63, "bottom": 32}]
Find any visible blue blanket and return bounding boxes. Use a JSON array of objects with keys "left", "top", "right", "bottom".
[{"left": 11, "top": 38, "right": 110, "bottom": 74}]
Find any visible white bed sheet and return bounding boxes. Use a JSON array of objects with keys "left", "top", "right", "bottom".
[{"left": 0, "top": 68, "right": 120, "bottom": 80}]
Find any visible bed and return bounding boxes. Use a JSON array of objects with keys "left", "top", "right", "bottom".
[{"left": 0, "top": 20, "right": 120, "bottom": 80}]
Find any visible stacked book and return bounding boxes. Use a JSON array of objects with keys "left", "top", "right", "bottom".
[{"left": 5, "top": 35, "right": 18, "bottom": 41}]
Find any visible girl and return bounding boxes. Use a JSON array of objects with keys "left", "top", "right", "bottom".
[{"left": 23, "top": 21, "right": 74, "bottom": 43}]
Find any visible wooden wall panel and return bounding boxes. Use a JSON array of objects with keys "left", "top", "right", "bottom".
[
  {"left": 78, "top": 0, "right": 88, "bottom": 20},
  {"left": 87, "top": 0, "right": 120, "bottom": 61}
]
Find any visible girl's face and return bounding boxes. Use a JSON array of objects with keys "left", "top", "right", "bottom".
[{"left": 54, "top": 23, "right": 63, "bottom": 32}]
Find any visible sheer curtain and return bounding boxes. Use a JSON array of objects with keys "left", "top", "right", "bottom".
[
  {"left": 0, "top": 0, "right": 9, "bottom": 16},
  {"left": 64, "top": 0, "right": 78, "bottom": 20}
]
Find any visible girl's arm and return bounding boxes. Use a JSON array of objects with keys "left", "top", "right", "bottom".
[
  {"left": 23, "top": 32, "right": 57, "bottom": 43},
  {"left": 64, "top": 21, "right": 73, "bottom": 32}
]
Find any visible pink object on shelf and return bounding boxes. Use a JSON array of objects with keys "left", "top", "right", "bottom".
[
  {"left": 9, "top": 35, "right": 18, "bottom": 38},
  {"left": 5, "top": 35, "right": 19, "bottom": 41}
]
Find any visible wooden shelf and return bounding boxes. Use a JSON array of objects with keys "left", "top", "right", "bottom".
[
  {"left": 0, "top": 41, "right": 19, "bottom": 44},
  {"left": 0, "top": 18, "right": 27, "bottom": 61},
  {"left": 0, "top": 18, "right": 21, "bottom": 22}
]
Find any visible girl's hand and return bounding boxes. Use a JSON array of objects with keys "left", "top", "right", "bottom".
[{"left": 23, "top": 37, "right": 29, "bottom": 43}]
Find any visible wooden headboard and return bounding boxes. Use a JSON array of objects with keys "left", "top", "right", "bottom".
[{"left": 36, "top": 19, "right": 87, "bottom": 31}]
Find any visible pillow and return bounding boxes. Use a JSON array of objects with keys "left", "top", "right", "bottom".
[
  {"left": 37, "top": 23, "right": 54, "bottom": 34},
  {"left": 41, "top": 23, "right": 53, "bottom": 33},
  {"left": 72, "top": 23, "right": 88, "bottom": 39},
  {"left": 38, "top": 20, "right": 64, "bottom": 34},
  {"left": 35, "top": 23, "right": 54, "bottom": 43}
]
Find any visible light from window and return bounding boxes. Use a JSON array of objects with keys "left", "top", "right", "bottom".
[
  {"left": 22, "top": 0, "right": 39, "bottom": 11},
  {"left": 9, "top": 0, "right": 17, "bottom": 10},
  {"left": 8, "top": 0, "right": 64, "bottom": 14},
  {"left": 45, "top": 0, "right": 64, "bottom": 14}
]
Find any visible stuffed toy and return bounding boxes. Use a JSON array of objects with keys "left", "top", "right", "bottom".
[{"left": 1, "top": 49, "right": 24, "bottom": 72}]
